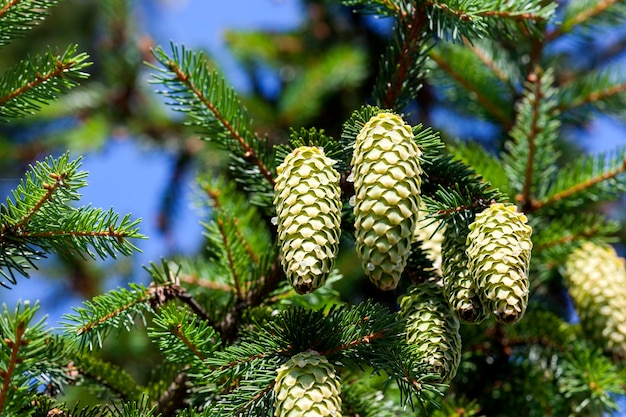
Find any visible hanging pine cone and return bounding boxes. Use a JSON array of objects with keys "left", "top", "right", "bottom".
[
  {"left": 466, "top": 203, "right": 532, "bottom": 324},
  {"left": 274, "top": 146, "right": 342, "bottom": 294},
  {"left": 351, "top": 112, "right": 422, "bottom": 290},
  {"left": 274, "top": 351, "right": 342, "bottom": 417},
  {"left": 563, "top": 242, "right": 626, "bottom": 359},
  {"left": 442, "top": 228, "right": 488, "bottom": 324},
  {"left": 399, "top": 283, "right": 462, "bottom": 383}
]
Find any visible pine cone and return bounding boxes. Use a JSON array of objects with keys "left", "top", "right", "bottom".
[
  {"left": 442, "top": 228, "right": 488, "bottom": 324},
  {"left": 274, "top": 351, "right": 342, "bottom": 417},
  {"left": 399, "top": 283, "right": 462, "bottom": 383},
  {"left": 466, "top": 203, "right": 532, "bottom": 324},
  {"left": 274, "top": 146, "right": 342, "bottom": 294},
  {"left": 564, "top": 242, "right": 626, "bottom": 359},
  {"left": 351, "top": 112, "right": 422, "bottom": 290}
]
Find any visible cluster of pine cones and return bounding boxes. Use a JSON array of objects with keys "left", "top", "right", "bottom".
[{"left": 271, "top": 112, "right": 535, "bottom": 416}]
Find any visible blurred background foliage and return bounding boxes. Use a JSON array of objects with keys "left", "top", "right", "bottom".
[{"left": 1, "top": 0, "right": 626, "bottom": 412}]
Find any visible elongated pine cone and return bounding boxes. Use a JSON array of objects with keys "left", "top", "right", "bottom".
[
  {"left": 442, "top": 228, "right": 488, "bottom": 324},
  {"left": 564, "top": 242, "right": 626, "bottom": 358},
  {"left": 466, "top": 203, "right": 532, "bottom": 324},
  {"left": 351, "top": 112, "right": 422, "bottom": 290},
  {"left": 399, "top": 283, "right": 462, "bottom": 383},
  {"left": 274, "top": 146, "right": 342, "bottom": 294},
  {"left": 274, "top": 351, "right": 342, "bottom": 417}
]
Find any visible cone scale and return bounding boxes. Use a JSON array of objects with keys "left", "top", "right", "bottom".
[
  {"left": 351, "top": 112, "right": 422, "bottom": 290},
  {"left": 274, "top": 146, "right": 342, "bottom": 294}
]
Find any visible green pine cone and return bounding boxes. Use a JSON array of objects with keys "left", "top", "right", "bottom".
[
  {"left": 399, "top": 283, "right": 462, "bottom": 383},
  {"left": 274, "top": 146, "right": 342, "bottom": 294},
  {"left": 466, "top": 203, "right": 532, "bottom": 324},
  {"left": 351, "top": 112, "right": 422, "bottom": 290},
  {"left": 274, "top": 351, "right": 342, "bottom": 417},
  {"left": 442, "top": 228, "right": 488, "bottom": 324},
  {"left": 564, "top": 242, "right": 626, "bottom": 358}
]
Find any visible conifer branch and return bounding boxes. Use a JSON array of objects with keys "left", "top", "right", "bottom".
[
  {"left": 534, "top": 229, "right": 598, "bottom": 252},
  {"left": 0, "top": 45, "right": 91, "bottom": 120},
  {"left": 0, "top": 315, "right": 24, "bottom": 414},
  {"left": 0, "top": 0, "right": 59, "bottom": 47},
  {"left": 464, "top": 38, "right": 509, "bottom": 85},
  {"left": 558, "top": 81, "right": 626, "bottom": 113},
  {"left": 168, "top": 64, "right": 273, "bottom": 186},
  {"left": 150, "top": 45, "right": 275, "bottom": 195},
  {"left": 502, "top": 68, "right": 560, "bottom": 210},
  {"left": 550, "top": 0, "right": 622, "bottom": 39},
  {"left": 71, "top": 354, "right": 143, "bottom": 402},
  {"left": 63, "top": 283, "right": 156, "bottom": 350},
  {"left": 519, "top": 70, "right": 543, "bottom": 209},
  {"left": 429, "top": 49, "right": 511, "bottom": 127},
  {"left": 375, "top": 5, "right": 427, "bottom": 110},
  {"left": 536, "top": 156, "right": 626, "bottom": 210},
  {"left": 320, "top": 330, "right": 386, "bottom": 357}
]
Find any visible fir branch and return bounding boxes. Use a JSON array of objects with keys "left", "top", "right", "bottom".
[
  {"left": 0, "top": 302, "right": 68, "bottom": 415},
  {"left": 429, "top": 48, "right": 512, "bottom": 126},
  {"left": 558, "top": 344, "right": 625, "bottom": 415},
  {"left": 71, "top": 353, "right": 143, "bottom": 402},
  {"left": 0, "top": 152, "right": 143, "bottom": 285},
  {"left": 0, "top": 0, "right": 59, "bottom": 47},
  {"left": 422, "top": 0, "right": 553, "bottom": 39},
  {"left": 550, "top": 0, "right": 625, "bottom": 39},
  {"left": 463, "top": 38, "right": 516, "bottom": 86},
  {"left": 199, "top": 174, "right": 273, "bottom": 300},
  {"left": 533, "top": 213, "right": 618, "bottom": 254},
  {"left": 148, "top": 303, "right": 220, "bottom": 372},
  {"left": 537, "top": 148, "right": 626, "bottom": 210},
  {"left": 62, "top": 283, "right": 156, "bottom": 350},
  {"left": 447, "top": 139, "right": 512, "bottom": 197},
  {"left": 557, "top": 67, "right": 626, "bottom": 115},
  {"left": 421, "top": 139, "right": 504, "bottom": 231},
  {"left": 0, "top": 44, "right": 91, "bottom": 121},
  {"left": 0, "top": 307, "right": 26, "bottom": 414},
  {"left": 373, "top": 4, "right": 430, "bottom": 111},
  {"left": 106, "top": 396, "right": 158, "bottom": 417},
  {"left": 150, "top": 44, "right": 275, "bottom": 204},
  {"left": 502, "top": 68, "right": 560, "bottom": 211}
]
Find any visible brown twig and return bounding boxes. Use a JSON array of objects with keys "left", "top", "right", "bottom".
[{"left": 0, "top": 0, "right": 19, "bottom": 20}]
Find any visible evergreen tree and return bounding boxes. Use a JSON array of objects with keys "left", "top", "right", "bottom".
[{"left": 2, "top": 0, "right": 626, "bottom": 416}]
